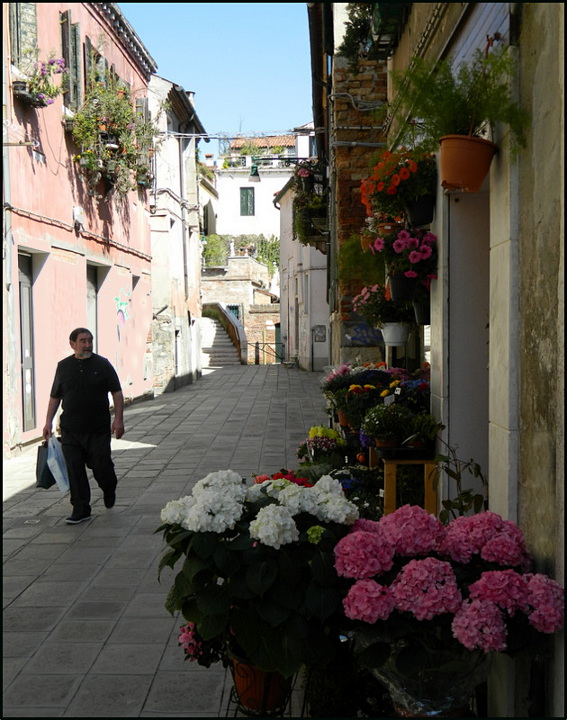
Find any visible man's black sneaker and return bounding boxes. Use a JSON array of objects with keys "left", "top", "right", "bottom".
[
  {"left": 65, "top": 513, "right": 91, "bottom": 525},
  {"left": 103, "top": 491, "right": 116, "bottom": 509}
]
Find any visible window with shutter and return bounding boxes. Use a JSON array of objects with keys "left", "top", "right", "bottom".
[
  {"left": 60, "top": 10, "right": 82, "bottom": 110},
  {"left": 9, "top": 3, "right": 37, "bottom": 68},
  {"left": 240, "top": 188, "right": 255, "bottom": 216}
]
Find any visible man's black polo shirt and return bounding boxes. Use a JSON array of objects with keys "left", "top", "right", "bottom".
[{"left": 50, "top": 353, "right": 122, "bottom": 433}]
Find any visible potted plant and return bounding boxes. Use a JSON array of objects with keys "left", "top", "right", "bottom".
[
  {"left": 297, "top": 426, "right": 346, "bottom": 465},
  {"left": 389, "top": 45, "right": 530, "bottom": 191},
  {"left": 70, "top": 65, "right": 166, "bottom": 198},
  {"left": 13, "top": 51, "right": 68, "bottom": 107},
  {"left": 334, "top": 505, "right": 564, "bottom": 716},
  {"left": 360, "top": 147, "right": 438, "bottom": 226},
  {"left": 403, "top": 411, "right": 444, "bottom": 457},
  {"left": 352, "top": 284, "right": 416, "bottom": 346},
  {"left": 360, "top": 402, "right": 415, "bottom": 448},
  {"left": 157, "top": 469, "right": 360, "bottom": 704},
  {"left": 291, "top": 164, "right": 328, "bottom": 250},
  {"left": 365, "top": 227, "right": 438, "bottom": 302}
]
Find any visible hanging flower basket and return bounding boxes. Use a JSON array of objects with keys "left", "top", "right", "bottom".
[
  {"left": 388, "top": 274, "right": 418, "bottom": 303},
  {"left": 413, "top": 300, "right": 431, "bottom": 325},
  {"left": 439, "top": 135, "right": 498, "bottom": 193},
  {"left": 404, "top": 194, "right": 436, "bottom": 226},
  {"left": 381, "top": 323, "right": 411, "bottom": 346}
]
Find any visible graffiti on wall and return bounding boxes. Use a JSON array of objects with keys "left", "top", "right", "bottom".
[
  {"left": 343, "top": 321, "right": 382, "bottom": 347},
  {"left": 114, "top": 287, "right": 131, "bottom": 342}
]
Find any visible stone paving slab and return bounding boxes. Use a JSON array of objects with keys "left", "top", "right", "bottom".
[{"left": 3, "top": 366, "right": 328, "bottom": 717}]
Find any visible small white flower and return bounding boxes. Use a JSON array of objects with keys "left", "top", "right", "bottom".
[{"left": 249, "top": 504, "right": 299, "bottom": 548}]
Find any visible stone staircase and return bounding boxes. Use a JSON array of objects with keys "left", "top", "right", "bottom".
[{"left": 201, "top": 317, "right": 242, "bottom": 367}]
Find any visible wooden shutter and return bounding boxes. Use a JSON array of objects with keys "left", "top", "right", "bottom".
[
  {"left": 60, "top": 10, "right": 82, "bottom": 110},
  {"left": 10, "top": 3, "right": 37, "bottom": 67}
]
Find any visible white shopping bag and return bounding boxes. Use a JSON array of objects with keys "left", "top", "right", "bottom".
[{"left": 46, "top": 436, "right": 70, "bottom": 493}]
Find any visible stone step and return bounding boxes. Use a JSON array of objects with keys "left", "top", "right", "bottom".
[{"left": 200, "top": 317, "right": 241, "bottom": 366}]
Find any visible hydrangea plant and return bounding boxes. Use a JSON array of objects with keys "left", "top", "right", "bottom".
[{"left": 157, "top": 469, "right": 360, "bottom": 678}]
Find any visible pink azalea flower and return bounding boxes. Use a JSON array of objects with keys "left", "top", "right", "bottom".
[
  {"left": 393, "top": 239, "right": 407, "bottom": 253},
  {"left": 373, "top": 237, "right": 385, "bottom": 252},
  {"left": 408, "top": 250, "right": 423, "bottom": 264},
  {"left": 419, "top": 244, "right": 433, "bottom": 259}
]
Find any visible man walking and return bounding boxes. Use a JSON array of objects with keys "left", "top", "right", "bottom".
[{"left": 42, "top": 328, "right": 124, "bottom": 524}]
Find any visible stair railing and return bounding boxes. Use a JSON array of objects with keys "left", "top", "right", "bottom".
[{"left": 202, "top": 303, "right": 247, "bottom": 364}]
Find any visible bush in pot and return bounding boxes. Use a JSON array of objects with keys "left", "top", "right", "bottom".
[
  {"left": 388, "top": 45, "right": 530, "bottom": 191},
  {"left": 360, "top": 403, "right": 415, "bottom": 446}
]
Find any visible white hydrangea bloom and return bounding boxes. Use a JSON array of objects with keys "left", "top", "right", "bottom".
[
  {"left": 182, "top": 488, "right": 244, "bottom": 533},
  {"left": 276, "top": 484, "right": 307, "bottom": 515},
  {"left": 249, "top": 504, "right": 299, "bottom": 548},
  {"left": 313, "top": 494, "right": 359, "bottom": 525},
  {"left": 312, "top": 475, "right": 345, "bottom": 496},
  {"left": 263, "top": 478, "right": 291, "bottom": 499},
  {"left": 245, "top": 481, "right": 269, "bottom": 502},
  {"left": 192, "top": 469, "right": 247, "bottom": 503},
  {"left": 160, "top": 495, "right": 195, "bottom": 525}
]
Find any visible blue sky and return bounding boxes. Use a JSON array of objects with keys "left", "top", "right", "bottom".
[{"left": 118, "top": 3, "right": 313, "bottom": 154}]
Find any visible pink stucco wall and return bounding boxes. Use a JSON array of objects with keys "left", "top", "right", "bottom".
[{"left": 3, "top": 4, "right": 154, "bottom": 453}]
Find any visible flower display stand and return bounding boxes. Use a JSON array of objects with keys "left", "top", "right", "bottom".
[{"left": 381, "top": 458, "right": 438, "bottom": 515}]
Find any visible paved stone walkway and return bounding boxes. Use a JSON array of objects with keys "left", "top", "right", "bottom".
[{"left": 3, "top": 365, "right": 328, "bottom": 717}]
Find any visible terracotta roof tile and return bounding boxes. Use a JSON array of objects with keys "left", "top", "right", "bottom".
[{"left": 229, "top": 135, "right": 295, "bottom": 149}]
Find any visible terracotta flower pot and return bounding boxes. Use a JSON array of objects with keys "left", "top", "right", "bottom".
[
  {"left": 439, "top": 135, "right": 498, "bottom": 192},
  {"left": 229, "top": 653, "right": 292, "bottom": 714}
]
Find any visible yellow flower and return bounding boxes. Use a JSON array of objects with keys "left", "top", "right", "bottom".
[
  {"left": 380, "top": 389, "right": 390, "bottom": 397},
  {"left": 389, "top": 380, "right": 401, "bottom": 388}
]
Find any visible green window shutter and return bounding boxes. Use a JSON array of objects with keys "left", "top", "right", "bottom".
[
  {"left": 61, "top": 10, "right": 82, "bottom": 110},
  {"left": 70, "top": 22, "right": 82, "bottom": 108},
  {"left": 240, "top": 188, "right": 255, "bottom": 216},
  {"left": 10, "top": 3, "right": 37, "bottom": 67}
]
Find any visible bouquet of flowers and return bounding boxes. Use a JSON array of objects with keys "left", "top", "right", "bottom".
[
  {"left": 334, "top": 505, "right": 564, "bottom": 714},
  {"left": 158, "top": 469, "right": 360, "bottom": 678}
]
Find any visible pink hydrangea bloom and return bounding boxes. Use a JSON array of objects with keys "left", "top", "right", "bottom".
[
  {"left": 391, "top": 557, "right": 462, "bottom": 621},
  {"left": 440, "top": 511, "right": 531, "bottom": 566},
  {"left": 525, "top": 574, "right": 565, "bottom": 633},
  {"left": 343, "top": 579, "right": 395, "bottom": 623},
  {"left": 480, "top": 520, "right": 531, "bottom": 569},
  {"left": 379, "top": 504, "right": 446, "bottom": 557},
  {"left": 350, "top": 518, "right": 381, "bottom": 534},
  {"left": 452, "top": 599, "right": 508, "bottom": 652},
  {"left": 468, "top": 570, "right": 529, "bottom": 616},
  {"left": 334, "top": 530, "right": 394, "bottom": 578}
]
